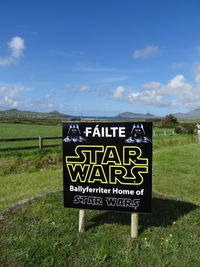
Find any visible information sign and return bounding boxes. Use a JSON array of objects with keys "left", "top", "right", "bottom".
[{"left": 63, "top": 122, "right": 152, "bottom": 213}]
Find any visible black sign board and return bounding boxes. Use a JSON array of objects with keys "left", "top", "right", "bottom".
[{"left": 63, "top": 122, "right": 152, "bottom": 213}]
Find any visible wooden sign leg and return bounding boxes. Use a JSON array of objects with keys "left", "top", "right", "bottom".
[
  {"left": 131, "top": 213, "right": 138, "bottom": 238},
  {"left": 79, "top": 209, "right": 86, "bottom": 232}
]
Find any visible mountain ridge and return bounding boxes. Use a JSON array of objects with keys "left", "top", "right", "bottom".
[
  {"left": 0, "top": 108, "right": 200, "bottom": 119},
  {"left": 117, "top": 112, "right": 156, "bottom": 119},
  {"left": 0, "top": 109, "right": 72, "bottom": 118},
  {"left": 173, "top": 108, "right": 200, "bottom": 119}
]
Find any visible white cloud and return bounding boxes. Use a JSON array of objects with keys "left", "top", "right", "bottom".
[
  {"left": 132, "top": 45, "right": 160, "bottom": 59},
  {"left": 0, "top": 84, "right": 29, "bottom": 109},
  {"left": 168, "top": 74, "right": 186, "bottom": 89},
  {"left": 128, "top": 89, "right": 164, "bottom": 106},
  {"left": 192, "top": 64, "right": 200, "bottom": 83},
  {"left": 28, "top": 93, "right": 57, "bottom": 112},
  {"left": 112, "top": 86, "right": 126, "bottom": 99},
  {"left": 79, "top": 85, "right": 90, "bottom": 92},
  {"left": 9, "top": 36, "right": 25, "bottom": 58},
  {"left": 0, "top": 36, "right": 25, "bottom": 66},
  {"left": 127, "top": 71, "right": 200, "bottom": 108},
  {"left": 108, "top": 66, "right": 200, "bottom": 109},
  {"left": 63, "top": 84, "right": 73, "bottom": 90}
]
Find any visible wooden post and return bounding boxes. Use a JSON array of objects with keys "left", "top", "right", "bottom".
[
  {"left": 131, "top": 213, "right": 138, "bottom": 238},
  {"left": 39, "top": 136, "right": 43, "bottom": 149},
  {"left": 79, "top": 209, "right": 86, "bottom": 232},
  {"left": 196, "top": 124, "right": 200, "bottom": 144},
  {"left": 198, "top": 131, "right": 200, "bottom": 144}
]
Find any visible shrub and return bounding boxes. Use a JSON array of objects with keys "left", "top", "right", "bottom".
[
  {"left": 161, "top": 114, "right": 178, "bottom": 128},
  {"left": 175, "top": 123, "right": 195, "bottom": 134}
]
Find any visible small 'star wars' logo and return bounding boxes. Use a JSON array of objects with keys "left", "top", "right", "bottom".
[{"left": 63, "top": 124, "right": 86, "bottom": 143}]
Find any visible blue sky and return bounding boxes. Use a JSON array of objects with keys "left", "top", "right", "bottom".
[{"left": 0, "top": 0, "right": 200, "bottom": 117}]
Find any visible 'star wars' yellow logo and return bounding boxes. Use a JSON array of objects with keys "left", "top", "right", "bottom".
[{"left": 66, "top": 145, "right": 148, "bottom": 185}]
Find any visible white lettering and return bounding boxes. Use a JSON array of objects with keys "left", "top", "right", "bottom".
[
  {"left": 92, "top": 125, "right": 100, "bottom": 137},
  {"left": 119, "top": 127, "right": 126, "bottom": 137},
  {"left": 85, "top": 126, "right": 126, "bottom": 138},
  {"left": 85, "top": 127, "right": 92, "bottom": 137}
]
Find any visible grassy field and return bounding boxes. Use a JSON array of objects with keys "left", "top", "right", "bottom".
[
  {"left": 0, "top": 149, "right": 63, "bottom": 211},
  {"left": 0, "top": 123, "right": 61, "bottom": 150},
  {"left": 0, "top": 124, "right": 200, "bottom": 266},
  {"left": 0, "top": 123, "right": 61, "bottom": 138},
  {"left": 0, "top": 192, "right": 199, "bottom": 267},
  {"left": 154, "top": 143, "right": 200, "bottom": 206},
  {"left": 0, "top": 169, "right": 62, "bottom": 211}
]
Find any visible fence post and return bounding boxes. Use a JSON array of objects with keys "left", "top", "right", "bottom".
[
  {"left": 198, "top": 131, "right": 200, "bottom": 144},
  {"left": 131, "top": 213, "right": 138, "bottom": 238},
  {"left": 79, "top": 210, "right": 86, "bottom": 232},
  {"left": 39, "top": 136, "right": 43, "bottom": 149}
]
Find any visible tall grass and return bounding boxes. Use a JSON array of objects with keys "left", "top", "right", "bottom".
[{"left": 153, "top": 134, "right": 197, "bottom": 150}]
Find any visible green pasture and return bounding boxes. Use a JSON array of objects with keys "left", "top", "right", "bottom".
[
  {"left": 0, "top": 123, "right": 61, "bottom": 150},
  {"left": 0, "top": 124, "right": 200, "bottom": 266},
  {"left": 0, "top": 123, "right": 61, "bottom": 138},
  {"left": 0, "top": 121, "right": 194, "bottom": 152},
  {"left": 1, "top": 192, "right": 199, "bottom": 267},
  {"left": 154, "top": 143, "right": 200, "bottom": 206},
  {"left": 0, "top": 168, "right": 62, "bottom": 211}
]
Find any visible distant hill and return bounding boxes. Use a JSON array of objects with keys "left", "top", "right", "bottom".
[
  {"left": 0, "top": 109, "right": 72, "bottom": 118},
  {"left": 0, "top": 109, "right": 157, "bottom": 120},
  {"left": 117, "top": 112, "right": 156, "bottom": 119},
  {"left": 47, "top": 110, "right": 66, "bottom": 116},
  {"left": 1, "top": 108, "right": 200, "bottom": 120},
  {"left": 173, "top": 108, "right": 200, "bottom": 119},
  {"left": 118, "top": 109, "right": 200, "bottom": 120}
]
